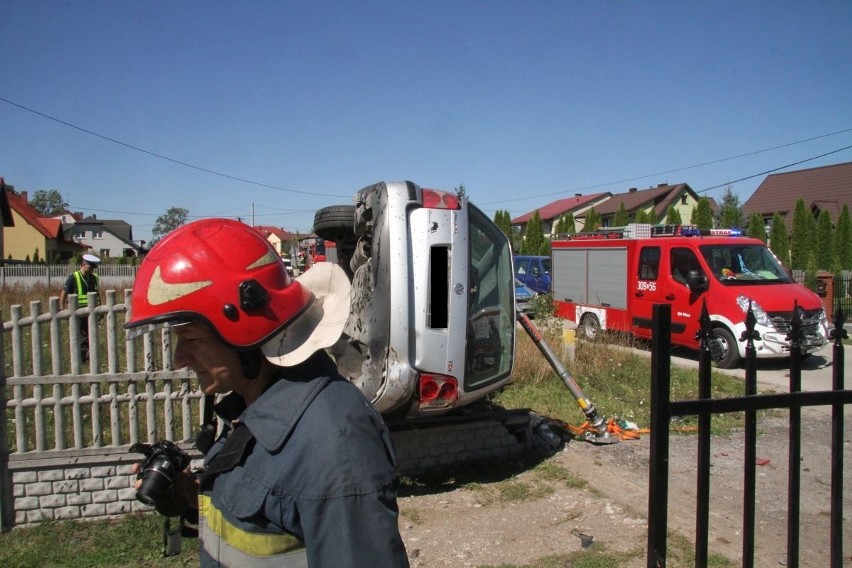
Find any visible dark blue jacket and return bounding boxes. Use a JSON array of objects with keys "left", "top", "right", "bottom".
[{"left": 199, "top": 351, "right": 409, "bottom": 567}]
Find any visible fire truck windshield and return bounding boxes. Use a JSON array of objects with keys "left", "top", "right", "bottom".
[{"left": 700, "top": 244, "right": 793, "bottom": 285}]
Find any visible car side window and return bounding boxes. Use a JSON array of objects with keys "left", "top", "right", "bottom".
[{"left": 515, "top": 259, "right": 528, "bottom": 276}]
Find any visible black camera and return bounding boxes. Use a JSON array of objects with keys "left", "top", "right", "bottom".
[{"left": 130, "top": 440, "right": 192, "bottom": 517}]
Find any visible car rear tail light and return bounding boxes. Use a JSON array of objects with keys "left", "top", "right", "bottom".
[
  {"left": 418, "top": 374, "right": 459, "bottom": 409},
  {"left": 421, "top": 189, "right": 461, "bottom": 210}
]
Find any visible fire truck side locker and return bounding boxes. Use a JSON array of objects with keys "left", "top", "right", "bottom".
[{"left": 552, "top": 243, "right": 632, "bottom": 338}]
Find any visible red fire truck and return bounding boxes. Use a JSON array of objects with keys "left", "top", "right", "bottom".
[{"left": 551, "top": 224, "right": 829, "bottom": 368}]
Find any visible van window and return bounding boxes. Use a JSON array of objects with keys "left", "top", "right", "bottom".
[
  {"left": 670, "top": 247, "right": 702, "bottom": 286},
  {"left": 638, "top": 246, "right": 660, "bottom": 280}
]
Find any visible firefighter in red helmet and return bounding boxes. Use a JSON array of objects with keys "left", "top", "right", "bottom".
[{"left": 126, "top": 219, "right": 408, "bottom": 567}]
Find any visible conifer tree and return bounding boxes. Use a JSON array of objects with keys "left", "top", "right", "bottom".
[
  {"left": 768, "top": 213, "right": 790, "bottom": 267},
  {"left": 613, "top": 203, "right": 629, "bottom": 226},
  {"left": 747, "top": 213, "right": 766, "bottom": 243},
  {"left": 635, "top": 208, "right": 655, "bottom": 224},
  {"left": 521, "top": 210, "right": 546, "bottom": 254},
  {"left": 815, "top": 209, "right": 834, "bottom": 270},
  {"left": 834, "top": 204, "right": 852, "bottom": 270},
  {"left": 790, "top": 198, "right": 813, "bottom": 270},
  {"left": 584, "top": 208, "right": 601, "bottom": 232},
  {"left": 665, "top": 206, "right": 682, "bottom": 225},
  {"left": 716, "top": 186, "right": 745, "bottom": 229},
  {"left": 690, "top": 197, "right": 714, "bottom": 229},
  {"left": 564, "top": 211, "right": 576, "bottom": 235}
]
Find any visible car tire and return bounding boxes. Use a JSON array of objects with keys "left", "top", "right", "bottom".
[
  {"left": 313, "top": 205, "right": 356, "bottom": 242},
  {"left": 579, "top": 313, "right": 601, "bottom": 341},
  {"left": 711, "top": 326, "right": 741, "bottom": 369}
]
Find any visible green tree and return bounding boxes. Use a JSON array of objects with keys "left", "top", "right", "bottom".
[
  {"left": 493, "top": 209, "right": 512, "bottom": 238},
  {"left": 564, "top": 211, "right": 576, "bottom": 235},
  {"left": 834, "top": 204, "right": 852, "bottom": 270},
  {"left": 815, "top": 209, "right": 834, "bottom": 270},
  {"left": 151, "top": 207, "right": 190, "bottom": 245},
  {"left": 716, "top": 186, "right": 744, "bottom": 229},
  {"left": 634, "top": 208, "right": 654, "bottom": 224},
  {"left": 790, "top": 198, "right": 813, "bottom": 270},
  {"left": 29, "top": 189, "right": 69, "bottom": 216},
  {"left": 665, "top": 206, "right": 682, "bottom": 225},
  {"left": 804, "top": 252, "right": 818, "bottom": 292},
  {"left": 690, "top": 197, "right": 714, "bottom": 230},
  {"left": 613, "top": 203, "right": 629, "bottom": 226},
  {"left": 768, "top": 213, "right": 790, "bottom": 267},
  {"left": 521, "top": 210, "right": 546, "bottom": 255},
  {"left": 493, "top": 209, "right": 514, "bottom": 250},
  {"left": 584, "top": 208, "right": 601, "bottom": 232},
  {"left": 746, "top": 213, "right": 766, "bottom": 243}
]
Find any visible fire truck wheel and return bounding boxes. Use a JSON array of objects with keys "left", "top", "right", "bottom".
[
  {"left": 711, "top": 326, "right": 740, "bottom": 369},
  {"left": 579, "top": 313, "right": 601, "bottom": 341}
]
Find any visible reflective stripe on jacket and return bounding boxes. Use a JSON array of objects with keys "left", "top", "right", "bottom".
[{"left": 199, "top": 494, "right": 307, "bottom": 567}]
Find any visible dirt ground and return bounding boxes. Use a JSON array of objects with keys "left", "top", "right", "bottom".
[{"left": 397, "top": 400, "right": 852, "bottom": 567}]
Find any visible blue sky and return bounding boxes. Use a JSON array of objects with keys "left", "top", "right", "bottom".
[{"left": 2, "top": 1, "right": 851, "bottom": 244}]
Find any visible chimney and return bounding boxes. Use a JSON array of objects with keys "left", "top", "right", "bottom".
[
  {"left": 22, "top": 191, "right": 28, "bottom": 201},
  {"left": 629, "top": 187, "right": 637, "bottom": 193}
]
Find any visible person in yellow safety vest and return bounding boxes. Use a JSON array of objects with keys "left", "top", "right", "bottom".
[{"left": 59, "top": 253, "right": 101, "bottom": 362}]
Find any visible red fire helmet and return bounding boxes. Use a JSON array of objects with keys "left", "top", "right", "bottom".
[{"left": 125, "top": 219, "right": 310, "bottom": 350}]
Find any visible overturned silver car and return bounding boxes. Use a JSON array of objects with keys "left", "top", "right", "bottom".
[{"left": 315, "top": 181, "right": 517, "bottom": 419}]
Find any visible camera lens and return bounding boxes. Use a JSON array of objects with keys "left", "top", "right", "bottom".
[{"left": 136, "top": 456, "right": 175, "bottom": 505}]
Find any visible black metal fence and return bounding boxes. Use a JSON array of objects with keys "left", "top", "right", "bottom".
[{"left": 646, "top": 302, "right": 850, "bottom": 568}]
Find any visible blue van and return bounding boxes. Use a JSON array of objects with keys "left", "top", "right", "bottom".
[{"left": 513, "top": 255, "right": 551, "bottom": 294}]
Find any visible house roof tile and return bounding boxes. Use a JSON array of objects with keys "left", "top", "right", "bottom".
[
  {"left": 512, "top": 192, "right": 611, "bottom": 224},
  {"left": 743, "top": 161, "right": 852, "bottom": 231}
]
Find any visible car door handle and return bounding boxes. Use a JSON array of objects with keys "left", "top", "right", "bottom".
[
  {"left": 635, "top": 291, "right": 644, "bottom": 297},
  {"left": 665, "top": 294, "right": 676, "bottom": 301}
]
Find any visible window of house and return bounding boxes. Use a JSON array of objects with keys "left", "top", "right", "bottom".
[{"left": 93, "top": 230, "right": 103, "bottom": 239}]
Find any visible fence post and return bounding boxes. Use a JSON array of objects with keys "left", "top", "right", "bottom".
[
  {"left": 647, "top": 303, "right": 671, "bottom": 568},
  {"left": 740, "top": 304, "right": 760, "bottom": 568},
  {"left": 0, "top": 322, "right": 13, "bottom": 531},
  {"left": 786, "top": 302, "right": 804, "bottom": 567},
  {"left": 694, "top": 300, "right": 713, "bottom": 567},
  {"left": 829, "top": 308, "right": 847, "bottom": 566}
]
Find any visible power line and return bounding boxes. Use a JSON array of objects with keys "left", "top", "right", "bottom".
[
  {"left": 0, "top": 95, "right": 350, "bottom": 199},
  {"left": 695, "top": 143, "right": 852, "bottom": 194},
  {"left": 481, "top": 128, "right": 852, "bottom": 206}
]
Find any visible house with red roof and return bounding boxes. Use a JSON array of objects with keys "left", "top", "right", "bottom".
[
  {"left": 512, "top": 183, "right": 702, "bottom": 235},
  {"left": 589, "top": 182, "right": 701, "bottom": 227},
  {"left": 743, "top": 161, "right": 852, "bottom": 233},
  {"left": 3, "top": 187, "right": 84, "bottom": 262},
  {"left": 254, "top": 225, "right": 300, "bottom": 258},
  {"left": 512, "top": 192, "right": 611, "bottom": 235}
]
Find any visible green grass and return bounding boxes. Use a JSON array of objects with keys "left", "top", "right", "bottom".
[
  {"left": 0, "top": 513, "right": 199, "bottom": 567},
  {"left": 493, "top": 323, "right": 749, "bottom": 434}
]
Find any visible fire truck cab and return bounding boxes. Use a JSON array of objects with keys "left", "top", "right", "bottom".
[{"left": 552, "top": 224, "right": 829, "bottom": 368}]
